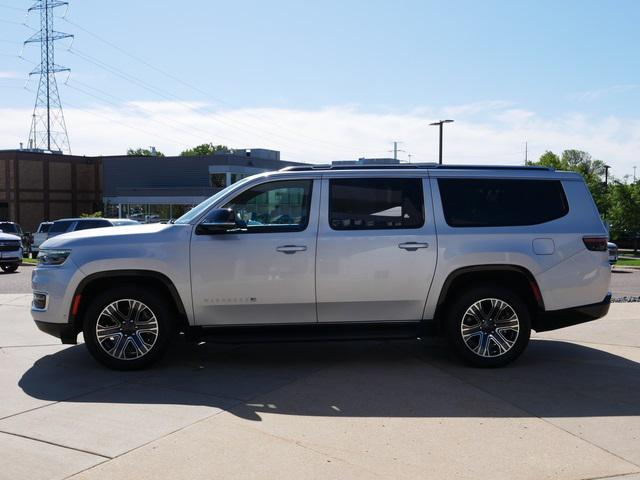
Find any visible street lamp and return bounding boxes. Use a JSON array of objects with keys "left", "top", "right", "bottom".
[{"left": 429, "top": 119, "right": 454, "bottom": 165}]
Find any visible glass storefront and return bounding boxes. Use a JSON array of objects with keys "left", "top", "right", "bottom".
[{"left": 104, "top": 202, "right": 198, "bottom": 223}]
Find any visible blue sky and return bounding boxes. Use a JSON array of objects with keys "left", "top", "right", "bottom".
[{"left": 0, "top": 0, "right": 639, "bottom": 174}]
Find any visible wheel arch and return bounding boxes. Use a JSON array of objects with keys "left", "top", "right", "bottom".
[
  {"left": 434, "top": 264, "right": 544, "bottom": 331},
  {"left": 69, "top": 270, "right": 189, "bottom": 334}
]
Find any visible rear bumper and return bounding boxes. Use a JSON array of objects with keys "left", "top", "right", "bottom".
[
  {"left": 34, "top": 320, "right": 78, "bottom": 344},
  {"left": 533, "top": 293, "right": 611, "bottom": 333}
]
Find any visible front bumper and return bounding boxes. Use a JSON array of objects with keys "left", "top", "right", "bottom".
[
  {"left": 0, "top": 250, "right": 22, "bottom": 264},
  {"left": 34, "top": 320, "right": 78, "bottom": 344},
  {"left": 533, "top": 293, "right": 611, "bottom": 332}
]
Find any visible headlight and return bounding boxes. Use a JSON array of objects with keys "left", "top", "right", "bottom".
[{"left": 37, "top": 249, "right": 71, "bottom": 266}]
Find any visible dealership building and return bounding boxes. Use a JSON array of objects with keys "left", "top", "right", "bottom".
[
  {"left": 101, "top": 149, "right": 301, "bottom": 222},
  {"left": 0, "top": 148, "right": 301, "bottom": 231}
]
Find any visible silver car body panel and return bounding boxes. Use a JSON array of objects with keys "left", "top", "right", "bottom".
[{"left": 31, "top": 167, "right": 610, "bottom": 329}]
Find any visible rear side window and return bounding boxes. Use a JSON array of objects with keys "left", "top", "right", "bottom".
[
  {"left": 438, "top": 178, "right": 569, "bottom": 227},
  {"left": 74, "top": 220, "right": 111, "bottom": 231},
  {"left": 329, "top": 178, "right": 424, "bottom": 230}
]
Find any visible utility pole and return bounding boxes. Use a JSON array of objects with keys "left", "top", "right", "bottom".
[
  {"left": 525, "top": 141, "right": 528, "bottom": 165},
  {"left": 429, "top": 120, "right": 454, "bottom": 164},
  {"left": 389, "top": 141, "right": 405, "bottom": 161},
  {"left": 634, "top": 166, "right": 637, "bottom": 183},
  {"left": 24, "top": 0, "right": 73, "bottom": 153},
  {"left": 604, "top": 165, "right": 611, "bottom": 187}
]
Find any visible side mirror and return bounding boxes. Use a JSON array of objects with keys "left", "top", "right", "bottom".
[{"left": 196, "top": 208, "right": 240, "bottom": 234}]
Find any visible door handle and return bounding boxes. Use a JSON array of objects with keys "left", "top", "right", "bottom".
[
  {"left": 276, "top": 245, "right": 307, "bottom": 254},
  {"left": 398, "top": 242, "right": 429, "bottom": 251}
]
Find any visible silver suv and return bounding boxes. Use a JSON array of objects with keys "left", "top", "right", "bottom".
[{"left": 31, "top": 165, "right": 611, "bottom": 369}]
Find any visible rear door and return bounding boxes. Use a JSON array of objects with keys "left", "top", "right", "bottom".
[{"left": 316, "top": 175, "right": 437, "bottom": 322}]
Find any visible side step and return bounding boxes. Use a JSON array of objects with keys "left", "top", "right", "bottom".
[{"left": 186, "top": 321, "right": 436, "bottom": 344}]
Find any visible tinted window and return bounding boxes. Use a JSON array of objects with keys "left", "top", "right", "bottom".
[
  {"left": 222, "top": 180, "right": 313, "bottom": 233},
  {"left": 329, "top": 178, "right": 424, "bottom": 230},
  {"left": 0, "top": 223, "right": 18, "bottom": 234},
  {"left": 75, "top": 220, "right": 111, "bottom": 231},
  {"left": 38, "top": 223, "right": 52, "bottom": 233},
  {"left": 438, "top": 178, "right": 569, "bottom": 227},
  {"left": 111, "top": 220, "right": 140, "bottom": 226},
  {"left": 49, "top": 221, "right": 75, "bottom": 234}
]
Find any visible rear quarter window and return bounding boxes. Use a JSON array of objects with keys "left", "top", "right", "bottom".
[{"left": 438, "top": 178, "right": 569, "bottom": 227}]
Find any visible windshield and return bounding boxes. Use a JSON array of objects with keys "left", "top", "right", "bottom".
[
  {"left": 174, "top": 176, "right": 256, "bottom": 224},
  {"left": 49, "top": 220, "right": 74, "bottom": 234},
  {"left": 0, "top": 223, "right": 18, "bottom": 234}
]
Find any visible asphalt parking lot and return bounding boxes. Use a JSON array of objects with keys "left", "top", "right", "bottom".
[{"left": 1, "top": 292, "right": 640, "bottom": 480}]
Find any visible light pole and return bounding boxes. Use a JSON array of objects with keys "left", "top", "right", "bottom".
[{"left": 429, "top": 119, "right": 454, "bottom": 164}]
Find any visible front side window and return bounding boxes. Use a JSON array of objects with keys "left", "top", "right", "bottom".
[
  {"left": 222, "top": 180, "right": 313, "bottom": 233},
  {"left": 438, "top": 178, "right": 569, "bottom": 227},
  {"left": 329, "top": 178, "right": 425, "bottom": 230}
]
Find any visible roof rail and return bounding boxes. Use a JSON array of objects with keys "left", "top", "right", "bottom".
[{"left": 279, "top": 164, "right": 554, "bottom": 172}]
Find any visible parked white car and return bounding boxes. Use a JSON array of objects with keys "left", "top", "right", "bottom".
[
  {"left": 0, "top": 230, "right": 22, "bottom": 273},
  {"left": 31, "top": 164, "right": 611, "bottom": 369},
  {"left": 31, "top": 221, "right": 53, "bottom": 256}
]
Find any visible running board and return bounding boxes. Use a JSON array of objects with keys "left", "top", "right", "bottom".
[{"left": 186, "top": 321, "right": 436, "bottom": 344}]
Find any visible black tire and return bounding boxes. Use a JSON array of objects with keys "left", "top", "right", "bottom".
[
  {"left": 83, "top": 285, "right": 174, "bottom": 370},
  {"left": 1, "top": 264, "right": 19, "bottom": 273},
  {"left": 444, "top": 284, "right": 531, "bottom": 368}
]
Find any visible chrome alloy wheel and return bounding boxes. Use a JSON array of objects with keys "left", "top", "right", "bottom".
[
  {"left": 95, "top": 299, "right": 159, "bottom": 360},
  {"left": 460, "top": 298, "right": 520, "bottom": 358}
]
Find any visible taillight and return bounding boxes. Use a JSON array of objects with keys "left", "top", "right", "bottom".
[{"left": 583, "top": 236, "right": 607, "bottom": 252}]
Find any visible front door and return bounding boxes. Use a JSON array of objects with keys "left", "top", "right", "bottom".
[
  {"left": 316, "top": 176, "right": 437, "bottom": 322},
  {"left": 190, "top": 178, "right": 319, "bottom": 325}
]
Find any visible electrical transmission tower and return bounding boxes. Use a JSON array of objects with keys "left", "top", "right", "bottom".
[{"left": 25, "top": 0, "right": 73, "bottom": 153}]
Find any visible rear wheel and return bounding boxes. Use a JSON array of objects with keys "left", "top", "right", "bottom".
[
  {"left": 445, "top": 285, "right": 531, "bottom": 367},
  {"left": 1, "top": 264, "right": 18, "bottom": 273},
  {"left": 83, "top": 286, "right": 174, "bottom": 370}
]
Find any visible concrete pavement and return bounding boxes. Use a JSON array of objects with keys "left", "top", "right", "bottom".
[{"left": 1, "top": 293, "right": 640, "bottom": 480}]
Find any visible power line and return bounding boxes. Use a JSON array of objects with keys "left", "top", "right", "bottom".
[
  {"left": 64, "top": 77, "right": 242, "bottom": 146},
  {"left": 59, "top": 16, "right": 365, "bottom": 156},
  {"left": 0, "top": 2, "right": 25, "bottom": 11},
  {"left": 65, "top": 46, "right": 349, "bottom": 156}
]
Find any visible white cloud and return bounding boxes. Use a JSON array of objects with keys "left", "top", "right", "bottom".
[
  {"left": 0, "top": 71, "right": 23, "bottom": 79},
  {"left": 1, "top": 101, "right": 639, "bottom": 179},
  {"left": 570, "top": 84, "right": 640, "bottom": 102}
]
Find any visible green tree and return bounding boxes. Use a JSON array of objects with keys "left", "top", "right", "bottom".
[
  {"left": 126, "top": 147, "right": 165, "bottom": 157},
  {"left": 180, "top": 143, "right": 230, "bottom": 156},
  {"left": 80, "top": 211, "right": 103, "bottom": 218},
  {"left": 607, "top": 181, "right": 640, "bottom": 251},
  {"left": 531, "top": 150, "right": 563, "bottom": 170}
]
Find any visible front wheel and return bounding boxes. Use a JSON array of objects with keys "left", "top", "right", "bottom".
[
  {"left": 83, "top": 286, "right": 174, "bottom": 370},
  {"left": 445, "top": 285, "right": 531, "bottom": 367},
  {"left": 1, "top": 263, "right": 19, "bottom": 273}
]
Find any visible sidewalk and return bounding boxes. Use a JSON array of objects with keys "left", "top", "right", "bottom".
[{"left": 1, "top": 295, "right": 640, "bottom": 480}]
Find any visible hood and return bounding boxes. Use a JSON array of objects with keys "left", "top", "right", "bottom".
[
  {"left": 0, "top": 232, "right": 21, "bottom": 241},
  {"left": 40, "top": 223, "right": 173, "bottom": 249}
]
